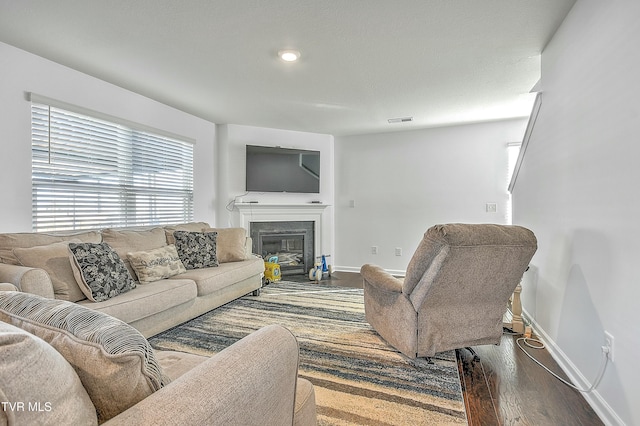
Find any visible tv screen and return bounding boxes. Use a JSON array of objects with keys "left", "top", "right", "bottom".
[{"left": 246, "top": 145, "right": 320, "bottom": 193}]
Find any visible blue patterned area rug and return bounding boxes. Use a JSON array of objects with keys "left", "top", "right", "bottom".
[{"left": 149, "top": 281, "right": 467, "bottom": 425}]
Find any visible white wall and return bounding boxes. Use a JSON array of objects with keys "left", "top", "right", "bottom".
[
  {"left": 0, "top": 42, "right": 217, "bottom": 232},
  {"left": 512, "top": 1, "right": 640, "bottom": 424},
  {"left": 334, "top": 119, "right": 527, "bottom": 274},
  {"left": 215, "top": 124, "right": 335, "bottom": 254}
]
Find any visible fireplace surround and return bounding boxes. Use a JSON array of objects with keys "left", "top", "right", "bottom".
[
  {"left": 250, "top": 221, "right": 314, "bottom": 275},
  {"left": 235, "top": 203, "right": 330, "bottom": 276}
]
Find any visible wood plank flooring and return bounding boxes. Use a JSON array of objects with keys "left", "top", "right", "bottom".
[{"left": 293, "top": 271, "right": 603, "bottom": 426}]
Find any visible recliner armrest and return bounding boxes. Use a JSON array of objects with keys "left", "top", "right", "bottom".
[
  {"left": 360, "top": 264, "right": 403, "bottom": 293},
  {"left": 104, "top": 324, "right": 302, "bottom": 426}
]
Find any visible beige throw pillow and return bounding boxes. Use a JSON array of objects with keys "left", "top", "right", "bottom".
[
  {"left": 0, "top": 321, "right": 98, "bottom": 425},
  {"left": 203, "top": 227, "right": 247, "bottom": 263},
  {"left": 127, "top": 245, "right": 187, "bottom": 283},
  {"left": 12, "top": 240, "right": 87, "bottom": 302},
  {"left": 0, "top": 291, "right": 171, "bottom": 423}
]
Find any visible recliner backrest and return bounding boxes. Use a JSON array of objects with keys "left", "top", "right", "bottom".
[{"left": 403, "top": 224, "right": 537, "bottom": 311}]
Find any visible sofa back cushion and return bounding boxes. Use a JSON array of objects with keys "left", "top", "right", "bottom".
[
  {"left": 0, "top": 291, "right": 171, "bottom": 423},
  {"left": 102, "top": 227, "right": 168, "bottom": 279},
  {"left": 12, "top": 240, "right": 87, "bottom": 302},
  {"left": 203, "top": 227, "right": 248, "bottom": 263},
  {"left": 0, "top": 230, "right": 101, "bottom": 265},
  {"left": 164, "top": 222, "right": 210, "bottom": 245},
  {"left": 0, "top": 320, "right": 98, "bottom": 425}
]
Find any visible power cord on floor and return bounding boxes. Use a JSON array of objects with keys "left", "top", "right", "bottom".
[{"left": 515, "top": 336, "right": 609, "bottom": 394}]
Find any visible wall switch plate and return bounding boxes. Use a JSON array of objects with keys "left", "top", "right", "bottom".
[{"left": 486, "top": 203, "right": 497, "bottom": 213}]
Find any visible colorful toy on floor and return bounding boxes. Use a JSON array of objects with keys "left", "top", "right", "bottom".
[
  {"left": 263, "top": 256, "right": 281, "bottom": 285},
  {"left": 309, "top": 254, "right": 332, "bottom": 281}
]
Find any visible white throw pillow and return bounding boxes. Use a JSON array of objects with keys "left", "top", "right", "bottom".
[{"left": 127, "top": 245, "right": 187, "bottom": 283}]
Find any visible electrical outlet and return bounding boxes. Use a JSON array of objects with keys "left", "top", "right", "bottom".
[
  {"left": 486, "top": 203, "right": 497, "bottom": 213},
  {"left": 395, "top": 247, "right": 402, "bottom": 256},
  {"left": 371, "top": 246, "right": 378, "bottom": 255},
  {"left": 604, "top": 331, "right": 615, "bottom": 362}
]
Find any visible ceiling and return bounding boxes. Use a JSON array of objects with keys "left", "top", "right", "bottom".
[{"left": 0, "top": 0, "right": 576, "bottom": 136}]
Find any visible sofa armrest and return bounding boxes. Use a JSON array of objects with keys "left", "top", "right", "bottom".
[
  {"left": 0, "top": 283, "right": 19, "bottom": 291},
  {"left": 360, "top": 264, "right": 403, "bottom": 293},
  {"left": 0, "top": 264, "right": 54, "bottom": 298},
  {"left": 104, "top": 324, "right": 302, "bottom": 426}
]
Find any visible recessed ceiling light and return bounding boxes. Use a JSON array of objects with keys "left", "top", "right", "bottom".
[{"left": 278, "top": 50, "right": 301, "bottom": 62}]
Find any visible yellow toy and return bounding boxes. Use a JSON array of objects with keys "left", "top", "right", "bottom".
[{"left": 263, "top": 256, "right": 281, "bottom": 285}]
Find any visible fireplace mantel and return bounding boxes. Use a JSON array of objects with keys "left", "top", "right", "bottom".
[
  {"left": 236, "top": 203, "right": 331, "bottom": 261},
  {"left": 235, "top": 203, "right": 330, "bottom": 210}
]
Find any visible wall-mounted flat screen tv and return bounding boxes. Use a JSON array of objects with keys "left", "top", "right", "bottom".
[{"left": 246, "top": 145, "right": 320, "bottom": 193}]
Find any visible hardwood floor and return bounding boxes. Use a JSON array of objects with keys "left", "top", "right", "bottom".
[{"left": 295, "top": 271, "right": 603, "bottom": 426}]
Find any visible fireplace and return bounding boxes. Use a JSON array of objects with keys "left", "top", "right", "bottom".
[
  {"left": 250, "top": 221, "right": 314, "bottom": 276},
  {"left": 236, "top": 203, "right": 328, "bottom": 275}
]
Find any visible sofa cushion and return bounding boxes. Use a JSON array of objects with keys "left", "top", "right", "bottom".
[
  {"left": 102, "top": 227, "right": 168, "bottom": 279},
  {"left": 78, "top": 278, "right": 197, "bottom": 324},
  {"left": 203, "top": 227, "right": 247, "bottom": 263},
  {"left": 173, "top": 230, "right": 219, "bottom": 269},
  {"left": 0, "top": 230, "right": 101, "bottom": 265},
  {"left": 172, "top": 256, "right": 265, "bottom": 296},
  {"left": 69, "top": 242, "right": 137, "bottom": 302},
  {"left": 127, "top": 244, "right": 187, "bottom": 283},
  {"left": 0, "top": 321, "right": 98, "bottom": 426},
  {"left": 164, "top": 222, "right": 210, "bottom": 245},
  {"left": 12, "top": 240, "right": 87, "bottom": 302},
  {"left": 154, "top": 350, "right": 208, "bottom": 381},
  {"left": 0, "top": 291, "right": 171, "bottom": 423}
]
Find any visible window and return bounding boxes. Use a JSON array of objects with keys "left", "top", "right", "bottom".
[
  {"left": 31, "top": 99, "right": 194, "bottom": 232},
  {"left": 506, "top": 142, "right": 521, "bottom": 225}
]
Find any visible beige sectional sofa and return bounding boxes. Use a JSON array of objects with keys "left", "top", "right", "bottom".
[
  {"left": 0, "top": 223, "right": 317, "bottom": 424},
  {"left": 0, "top": 291, "right": 316, "bottom": 425},
  {"left": 0, "top": 222, "right": 265, "bottom": 337}
]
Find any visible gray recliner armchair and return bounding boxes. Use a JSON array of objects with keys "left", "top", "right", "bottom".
[{"left": 361, "top": 223, "right": 537, "bottom": 358}]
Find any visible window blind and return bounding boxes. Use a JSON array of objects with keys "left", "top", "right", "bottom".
[{"left": 31, "top": 103, "right": 194, "bottom": 232}]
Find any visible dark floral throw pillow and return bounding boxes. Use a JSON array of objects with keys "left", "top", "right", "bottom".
[
  {"left": 68, "top": 242, "right": 136, "bottom": 302},
  {"left": 172, "top": 231, "right": 218, "bottom": 269}
]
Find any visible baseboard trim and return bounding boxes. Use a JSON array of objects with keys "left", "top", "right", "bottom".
[
  {"left": 522, "top": 309, "right": 625, "bottom": 426},
  {"left": 333, "top": 265, "right": 406, "bottom": 277},
  {"left": 332, "top": 266, "right": 361, "bottom": 273}
]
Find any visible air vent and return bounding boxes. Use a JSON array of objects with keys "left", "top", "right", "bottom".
[{"left": 387, "top": 117, "right": 413, "bottom": 124}]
